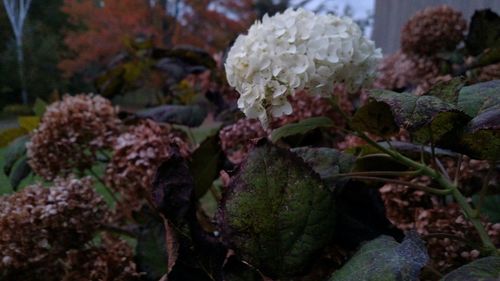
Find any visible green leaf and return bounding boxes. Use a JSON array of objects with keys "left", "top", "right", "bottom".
[
  {"left": 441, "top": 257, "right": 500, "bottom": 281},
  {"left": 9, "top": 156, "right": 32, "bottom": 191},
  {"left": 465, "top": 9, "right": 500, "bottom": 56},
  {"left": 291, "top": 147, "right": 355, "bottom": 190},
  {"left": 136, "top": 216, "right": 169, "bottom": 281},
  {"left": 152, "top": 154, "right": 194, "bottom": 223},
  {"left": 173, "top": 122, "right": 222, "bottom": 145},
  {"left": 457, "top": 80, "right": 500, "bottom": 117},
  {"left": 137, "top": 104, "right": 208, "bottom": 127},
  {"left": 0, "top": 127, "right": 28, "bottom": 148},
  {"left": 328, "top": 232, "right": 428, "bottom": 281},
  {"left": 351, "top": 101, "right": 399, "bottom": 137},
  {"left": 460, "top": 107, "right": 500, "bottom": 160},
  {"left": 3, "top": 135, "right": 29, "bottom": 176},
  {"left": 190, "top": 135, "right": 224, "bottom": 199},
  {"left": 33, "top": 98, "right": 48, "bottom": 117},
  {"left": 427, "top": 77, "right": 464, "bottom": 104},
  {"left": 219, "top": 141, "right": 336, "bottom": 278},
  {"left": 353, "top": 90, "right": 470, "bottom": 143},
  {"left": 270, "top": 116, "right": 334, "bottom": 143}
]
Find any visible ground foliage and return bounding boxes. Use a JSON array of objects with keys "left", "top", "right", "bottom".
[{"left": 0, "top": 5, "right": 500, "bottom": 281}]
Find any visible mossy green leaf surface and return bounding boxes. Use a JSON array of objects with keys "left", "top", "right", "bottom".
[
  {"left": 328, "top": 232, "right": 428, "bottom": 281},
  {"left": 352, "top": 90, "right": 469, "bottom": 143},
  {"left": 441, "top": 257, "right": 500, "bottom": 281},
  {"left": 457, "top": 80, "right": 500, "bottom": 117},
  {"left": 291, "top": 147, "right": 355, "bottom": 190},
  {"left": 219, "top": 142, "right": 335, "bottom": 278}
]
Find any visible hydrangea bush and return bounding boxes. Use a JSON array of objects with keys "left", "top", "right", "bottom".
[{"left": 1, "top": 5, "right": 500, "bottom": 281}]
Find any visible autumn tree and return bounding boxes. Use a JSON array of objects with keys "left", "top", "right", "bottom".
[
  {"left": 171, "top": 0, "right": 255, "bottom": 53},
  {"left": 60, "top": 0, "right": 257, "bottom": 79},
  {"left": 59, "top": 0, "right": 165, "bottom": 78}
]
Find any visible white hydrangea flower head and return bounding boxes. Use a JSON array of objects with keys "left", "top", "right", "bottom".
[{"left": 225, "top": 8, "right": 382, "bottom": 127}]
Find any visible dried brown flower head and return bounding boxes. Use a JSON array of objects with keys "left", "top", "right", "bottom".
[
  {"left": 476, "top": 63, "right": 500, "bottom": 82},
  {"left": 375, "top": 52, "right": 441, "bottom": 93},
  {"left": 0, "top": 177, "right": 107, "bottom": 272},
  {"left": 401, "top": 5, "right": 466, "bottom": 55},
  {"left": 219, "top": 118, "right": 269, "bottom": 164},
  {"left": 62, "top": 234, "right": 140, "bottom": 281},
  {"left": 105, "top": 119, "right": 190, "bottom": 215},
  {"left": 27, "top": 94, "right": 121, "bottom": 180}
]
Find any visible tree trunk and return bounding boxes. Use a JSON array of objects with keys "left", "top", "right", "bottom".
[{"left": 15, "top": 35, "right": 28, "bottom": 105}]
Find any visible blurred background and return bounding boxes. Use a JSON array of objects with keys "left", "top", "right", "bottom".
[{"left": 1, "top": 0, "right": 500, "bottom": 122}]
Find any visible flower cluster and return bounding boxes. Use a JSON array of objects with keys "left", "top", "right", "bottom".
[
  {"left": 0, "top": 177, "right": 107, "bottom": 272},
  {"left": 105, "top": 119, "right": 190, "bottom": 216},
  {"left": 219, "top": 118, "right": 269, "bottom": 164},
  {"left": 225, "top": 8, "right": 381, "bottom": 126},
  {"left": 27, "top": 94, "right": 121, "bottom": 180},
  {"left": 375, "top": 52, "right": 442, "bottom": 94},
  {"left": 62, "top": 234, "right": 140, "bottom": 281},
  {"left": 416, "top": 204, "right": 499, "bottom": 272},
  {"left": 400, "top": 5, "right": 466, "bottom": 55},
  {"left": 376, "top": 6, "right": 466, "bottom": 94}
]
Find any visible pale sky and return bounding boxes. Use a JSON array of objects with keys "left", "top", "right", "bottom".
[{"left": 294, "top": 0, "right": 375, "bottom": 35}]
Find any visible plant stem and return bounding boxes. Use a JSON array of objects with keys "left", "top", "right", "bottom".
[
  {"left": 354, "top": 131, "right": 498, "bottom": 255},
  {"left": 339, "top": 175, "right": 451, "bottom": 195},
  {"left": 477, "top": 161, "right": 495, "bottom": 216}
]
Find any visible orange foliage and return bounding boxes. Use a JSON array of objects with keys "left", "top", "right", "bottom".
[
  {"left": 59, "top": 0, "right": 165, "bottom": 77},
  {"left": 60, "top": 0, "right": 255, "bottom": 78},
  {"left": 172, "top": 0, "right": 255, "bottom": 53}
]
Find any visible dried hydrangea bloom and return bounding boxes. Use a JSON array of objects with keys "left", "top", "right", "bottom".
[
  {"left": 476, "top": 63, "right": 500, "bottom": 82},
  {"left": 27, "top": 94, "right": 121, "bottom": 180},
  {"left": 0, "top": 177, "right": 107, "bottom": 272},
  {"left": 105, "top": 119, "right": 190, "bottom": 215},
  {"left": 225, "top": 8, "right": 381, "bottom": 126},
  {"left": 219, "top": 118, "right": 269, "bottom": 164},
  {"left": 401, "top": 5, "right": 466, "bottom": 55},
  {"left": 62, "top": 234, "right": 140, "bottom": 281},
  {"left": 416, "top": 205, "right": 499, "bottom": 272},
  {"left": 374, "top": 51, "right": 440, "bottom": 93}
]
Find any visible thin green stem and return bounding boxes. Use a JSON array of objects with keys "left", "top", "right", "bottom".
[
  {"left": 329, "top": 97, "right": 498, "bottom": 255},
  {"left": 342, "top": 175, "right": 451, "bottom": 195},
  {"left": 476, "top": 161, "right": 495, "bottom": 216},
  {"left": 334, "top": 170, "right": 420, "bottom": 177}
]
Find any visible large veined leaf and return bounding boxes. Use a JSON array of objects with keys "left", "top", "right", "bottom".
[
  {"left": 270, "top": 116, "right": 334, "bottom": 142},
  {"left": 152, "top": 153, "right": 194, "bottom": 222},
  {"left": 441, "top": 257, "right": 500, "bottom": 281},
  {"left": 218, "top": 141, "right": 336, "bottom": 278},
  {"left": 291, "top": 147, "right": 355, "bottom": 190},
  {"left": 457, "top": 80, "right": 500, "bottom": 117},
  {"left": 9, "top": 156, "right": 31, "bottom": 191},
  {"left": 328, "top": 232, "right": 428, "bottom": 281},
  {"left": 190, "top": 135, "right": 224, "bottom": 199},
  {"left": 3, "top": 135, "right": 29, "bottom": 176},
  {"left": 352, "top": 90, "right": 470, "bottom": 143},
  {"left": 136, "top": 216, "right": 169, "bottom": 281},
  {"left": 456, "top": 80, "right": 500, "bottom": 159}
]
